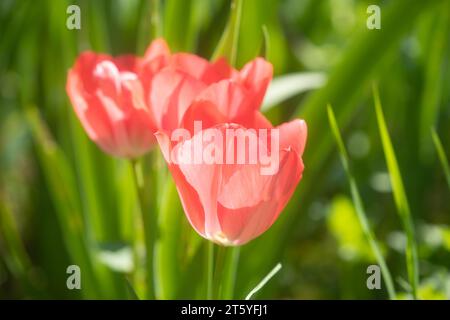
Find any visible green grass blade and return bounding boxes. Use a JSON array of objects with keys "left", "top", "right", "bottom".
[
  {"left": 25, "top": 107, "right": 100, "bottom": 298},
  {"left": 130, "top": 158, "right": 157, "bottom": 300},
  {"left": 260, "top": 24, "right": 270, "bottom": 60},
  {"left": 150, "top": 0, "right": 162, "bottom": 40},
  {"left": 219, "top": 247, "right": 240, "bottom": 299},
  {"left": 431, "top": 128, "right": 450, "bottom": 190},
  {"left": 211, "top": 0, "right": 243, "bottom": 65},
  {"left": 124, "top": 276, "right": 141, "bottom": 300},
  {"left": 0, "top": 200, "right": 36, "bottom": 294},
  {"left": 373, "top": 86, "right": 419, "bottom": 299},
  {"left": 419, "top": 2, "right": 450, "bottom": 159},
  {"left": 245, "top": 263, "right": 282, "bottom": 300},
  {"left": 206, "top": 241, "right": 214, "bottom": 299},
  {"left": 262, "top": 72, "right": 326, "bottom": 111},
  {"left": 155, "top": 177, "right": 183, "bottom": 299},
  {"left": 327, "top": 105, "right": 396, "bottom": 300},
  {"left": 163, "top": 0, "right": 199, "bottom": 52}
]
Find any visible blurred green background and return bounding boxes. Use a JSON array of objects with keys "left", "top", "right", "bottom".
[{"left": 1, "top": 0, "right": 449, "bottom": 299}]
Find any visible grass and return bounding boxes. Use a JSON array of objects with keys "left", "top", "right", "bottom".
[
  {"left": 373, "top": 85, "right": 419, "bottom": 299},
  {"left": 0, "top": 0, "right": 449, "bottom": 299},
  {"left": 431, "top": 128, "right": 450, "bottom": 190},
  {"left": 328, "top": 105, "right": 396, "bottom": 299}
]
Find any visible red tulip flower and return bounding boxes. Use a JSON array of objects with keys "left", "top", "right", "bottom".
[
  {"left": 66, "top": 39, "right": 170, "bottom": 158},
  {"left": 156, "top": 71, "right": 307, "bottom": 244},
  {"left": 147, "top": 50, "right": 273, "bottom": 133},
  {"left": 66, "top": 38, "right": 272, "bottom": 159}
]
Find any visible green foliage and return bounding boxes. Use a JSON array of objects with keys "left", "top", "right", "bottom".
[
  {"left": 1, "top": 0, "right": 449, "bottom": 299},
  {"left": 373, "top": 86, "right": 419, "bottom": 299}
]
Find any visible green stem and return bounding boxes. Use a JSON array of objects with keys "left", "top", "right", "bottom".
[
  {"left": 373, "top": 86, "right": 419, "bottom": 299},
  {"left": 431, "top": 128, "right": 450, "bottom": 190},
  {"left": 206, "top": 241, "right": 215, "bottom": 299},
  {"left": 130, "top": 158, "right": 156, "bottom": 300},
  {"left": 328, "top": 105, "right": 396, "bottom": 299},
  {"left": 211, "top": 0, "right": 243, "bottom": 65},
  {"left": 150, "top": 0, "right": 162, "bottom": 39},
  {"left": 220, "top": 247, "right": 240, "bottom": 299}
]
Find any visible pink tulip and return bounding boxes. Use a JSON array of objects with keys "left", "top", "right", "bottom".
[
  {"left": 155, "top": 68, "right": 306, "bottom": 245},
  {"left": 147, "top": 45, "right": 273, "bottom": 133},
  {"left": 156, "top": 118, "right": 307, "bottom": 246},
  {"left": 67, "top": 38, "right": 273, "bottom": 158},
  {"left": 66, "top": 39, "right": 169, "bottom": 158}
]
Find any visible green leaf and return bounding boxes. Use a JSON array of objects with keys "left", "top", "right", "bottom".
[
  {"left": 163, "top": 0, "right": 200, "bottom": 52},
  {"left": 211, "top": 0, "right": 243, "bottom": 66},
  {"left": 0, "top": 200, "right": 36, "bottom": 293},
  {"left": 96, "top": 243, "right": 134, "bottom": 273},
  {"left": 155, "top": 177, "right": 183, "bottom": 299},
  {"left": 373, "top": 86, "right": 419, "bottom": 299},
  {"left": 150, "top": 0, "right": 162, "bottom": 39},
  {"left": 262, "top": 72, "right": 326, "bottom": 111},
  {"left": 219, "top": 247, "right": 240, "bottom": 299},
  {"left": 259, "top": 24, "right": 270, "bottom": 60},
  {"left": 431, "top": 128, "right": 450, "bottom": 190},
  {"left": 419, "top": 2, "right": 450, "bottom": 159},
  {"left": 124, "top": 276, "right": 141, "bottom": 300},
  {"left": 328, "top": 105, "right": 396, "bottom": 299},
  {"left": 25, "top": 107, "right": 100, "bottom": 298},
  {"left": 245, "top": 263, "right": 282, "bottom": 300}
]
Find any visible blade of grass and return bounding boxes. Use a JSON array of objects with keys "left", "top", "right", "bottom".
[
  {"left": 154, "top": 177, "right": 183, "bottom": 299},
  {"left": 260, "top": 24, "right": 270, "bottom": 60},
  {"left": 431, "top": 128, "right": 450, "bottom": 190},
  {"left": 84, "top": 0, "right": 110, "bottom": 52},
  {"left": 206, "top": 241, "right": 214, "bottom": 299},
  {"left": 0, "top": 200, "right": 36, "bottom": 294},
  {"left": 130, "top": 158, "right": 157, "bottom": 300},
  {"left": 150, "top": 0, "right": 162, "bottom": 39},
  {"left": 245, "top": 263, "right": 282, "bottom": 300},
  {"left": 163, "top": 0, "right": 198, "bottom": 52},
  {"left": 419, "top": 2, "right": 450, "bottom": 160},
  {"left": 373, "top": 85, "right": 419, "bottom": 299},
  {"left": 262, "top": 72, "right": 327, "bottom": 111},
  {"left": 124, "top": 276, "right": 141, "bottom": 300},
  {"left": 211, "top": 0, "right": 243, "bottom": 65},
  {"left": 25, "top": 107, "right": 99, "bottom": 298},
  {"left": 219, "top": 247, "right": 240, "bottom": 299},
  {"left": 327, "top": 105, "right": 396, "bottom": 299}
]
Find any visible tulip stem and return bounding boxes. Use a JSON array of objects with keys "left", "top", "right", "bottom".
[
  {"left": 130, "top": 158, "right": 156, "bottom": 300},
  {"left": 206, "top": 241, "right": 214, "bottom": 299},
  {"left": 212, "top": 245, "right": 240, "bottom": 299},
  {"left": 220, "top": 246, "right": 240, "bottom": 299}
]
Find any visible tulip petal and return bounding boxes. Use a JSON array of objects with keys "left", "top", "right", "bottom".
[
  {"left": 67, "top": 51, "right": 156, "bottom": 158},
  {"left": 277, "top": 119, "right": 308, "bottom": 156},
  {"left": 238, "top": 57, "right": 273, "bottom": 110},
  {"left": 155, "top": 131, "right": 207, "bottom": 235},
  {"left": 171, "top": 53, "right": 238, "bottom": 85},
  {"left": 150, "top": 68, "right": 206, "bottom": 131},
  {"left": 143, "top": 38, "right": 171, "bottom": 62},
  {"left": 176, "top": 130, "right": 223, "bottom": 240},
  {"left": 217, "top": 147, "right": 303, "bottom": 245},
  {"left": 181, "top": 80, "right": 257, "bottom": 132}
]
